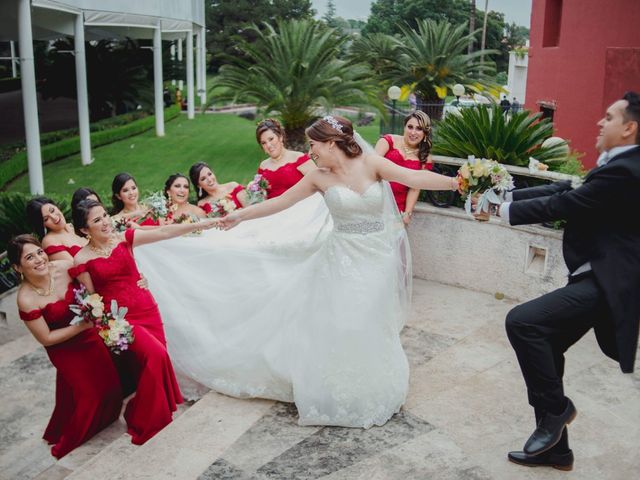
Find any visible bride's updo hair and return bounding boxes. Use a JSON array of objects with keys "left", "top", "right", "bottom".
[
  {"left": 256, "top": 118, "right": 286, "bottom": 145},
  {"left": 305, "top": 115, "right": 362, "bottom": 158}
]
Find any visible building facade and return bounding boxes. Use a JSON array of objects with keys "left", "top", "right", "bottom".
[{"left": 526, "top": 0, "right": 640, "bottom": 167}]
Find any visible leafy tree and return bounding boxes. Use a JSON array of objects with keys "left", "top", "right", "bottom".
[
  {"left": 214, "top": 19, "right": 381, "bottom": 148},
  {"left": 364, "top": 0, "right": 507, "bottom": 70},
  {"left": 205, "top": 0, "right": 314, "bottom": 72},
  {"left": 322, "top": 0, "right": 338, "bottom": 27},
  {"left": 389, "top": 20, "right": 498, "bottom": 113}
]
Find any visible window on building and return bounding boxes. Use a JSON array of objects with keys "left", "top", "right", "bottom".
[
  {"left": 537, "top": 101, "right": 557, "bottom": 122},
  {"left": 543, "top": 0, "right": 563, "bottom": 47}
]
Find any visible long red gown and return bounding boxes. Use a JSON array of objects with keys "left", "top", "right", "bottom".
[
  {"left": 19, "top": 282, "right": 122, "bottom": 459},
  {"left": 257, "top": 154, "right": 310, "bottom": 198},
  {"left": 69, "top": 229, "right": 183, "bottom": 445},
  {"left": 381, "top": 135, "right": 433, "bottom": 212}
]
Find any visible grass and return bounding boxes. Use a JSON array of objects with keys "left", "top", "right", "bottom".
[{"left": 6, "top": 113, "right": 382, "bottom": 200}]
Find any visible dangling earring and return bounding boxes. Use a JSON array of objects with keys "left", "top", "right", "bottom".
[
  {"left": 19, "top": 271, "right": 24, "bottom": 281},
  {"left": 86, "top": 233, "right": 92, "bottom": 241},
  {"left": 198, "top": 187, "right": 203, "bottom": 197}
]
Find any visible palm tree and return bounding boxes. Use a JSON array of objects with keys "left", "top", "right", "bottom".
[
  {"left": 391, "top": 19, "right": 498, "bottom": 118},
  {"left": 214, "top": 19, "right": 381, "bottom": 148}
]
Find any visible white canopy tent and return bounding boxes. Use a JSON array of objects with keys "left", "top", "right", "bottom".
[{"left": 0, "top": 0, "right": 206, "bottom": 194}]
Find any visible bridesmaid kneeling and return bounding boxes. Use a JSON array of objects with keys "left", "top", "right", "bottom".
[
  {"left": 164, "top": 173, "right": 206, "bottom": 222},
  {"left": 11, "top": 235, "right": 122, "bottom": 459},
  {"left": 70, "top": 199, "right": 217, "bottom": 444}
]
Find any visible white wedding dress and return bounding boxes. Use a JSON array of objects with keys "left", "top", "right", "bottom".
[{"left": 135, "top": 182, "right": 412, "bottom": 428}]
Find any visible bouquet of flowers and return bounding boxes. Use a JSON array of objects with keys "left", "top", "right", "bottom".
[
  {"left": 245, "top": 174, "right": 270, "bottom": 205},
  {"left": 173, "top": 212, "right": 204, "bottom": 235},
  {"left": 206, "top": 197, "right": 236, "bottom": 218},
  {"left": 69, "top": 285, "right": 134, "bottom": 354},
  {"left": 457, "top": 156, "right": 514, "bottom": 218},
  {"left": 111, "top": 216, "right": 129, "bottom": 233},
  {"left": 140, "top": 191, "right": 170, "bottom": 222}
]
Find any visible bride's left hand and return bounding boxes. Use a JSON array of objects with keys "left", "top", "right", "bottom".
[{"left": 216, "top": 212, "right": 242, "bottom": 231}]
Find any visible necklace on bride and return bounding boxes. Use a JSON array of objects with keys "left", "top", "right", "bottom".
[
  {"left": 27, "top": 271, "right": 55, "bottom": 297},
  {"left": 89, "top": 235, "right": 118, "bottom": 258}
]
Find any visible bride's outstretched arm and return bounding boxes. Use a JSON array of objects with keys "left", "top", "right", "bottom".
[
  {"left": 371, "top": 154, "right": 459, "bottom": 191},
  {"left": 130, "top": 218, "right": 218, "bottom": 247},
  {"left": 217, "top": 175, "right": 319, "bottom": 230}
]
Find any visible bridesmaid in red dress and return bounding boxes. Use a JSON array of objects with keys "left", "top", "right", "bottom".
[
  {"left": 255, "top": 118, "right": 316, "bottom": 198},
  {"left": 27, "top": 197, "right": 87, "bottom": 261},
  {"left": 164, "top": 173, "right": 207, "bottom": 222},
  {"left": 111, "top": 173, "right": 161, "bottom": 226},
  {"left": 374, "top": 111, "right": 434, "bottom": 225},
  {"left": 11, "top": 234, "right": 122, "bottom": 459},
  {"left": 70, "top": 199, "right": 217, "bottom": 445},
  {"left": 189, "top": 162, "right": 247, "bottom": 214}
]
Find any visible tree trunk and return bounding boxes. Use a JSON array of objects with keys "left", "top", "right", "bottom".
[
  {"left": 468, "top": 0, "right": 476, "bottom": 54},
  {"left": 285, "top": 126, "right": 307, "bottom": 152},
  {"left": 480, "top": 0, "right": 489, "bottom": 66},
  {"left": 417, "top": 95, "right": 445, "bottom": 121}
]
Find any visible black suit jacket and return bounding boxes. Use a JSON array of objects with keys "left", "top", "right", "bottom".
[{"left": 508, "top": 146, "right": 640, "bottom": 373}]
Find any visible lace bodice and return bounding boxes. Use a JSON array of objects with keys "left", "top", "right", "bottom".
[{"left": 324, "top": 183, "right": 386, "bottom": 234}]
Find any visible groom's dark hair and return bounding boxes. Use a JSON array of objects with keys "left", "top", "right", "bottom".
[{"left": 622, "top": 91, "right": 640, "bottom": 144}]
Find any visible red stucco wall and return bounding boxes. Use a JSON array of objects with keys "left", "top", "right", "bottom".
[{"left": 526, "top": 0, "right": 640, "bottom": 167}]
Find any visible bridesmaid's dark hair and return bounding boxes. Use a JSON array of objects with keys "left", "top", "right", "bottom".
[
  {"left": 256, "top": 118, "right": 286, "bottom": 145},
  {"left": 163, "top": 173, "right": 190, "bottom": 199},
  {"left": 403, "top": 111, "right": 432, "bottom": 166},
  {"left": 26, "top": 196, "right": 58, "bottom": 238},
  {"left": 71, "top": 187, "right": 102, "bottom": 215},
  {"left": 111, "top": 173, "right": 136, "bottom": 213},
  {"left": 7, "top": 234, "right": 41, "bottom": 269},
  {"left": 72, "top": 199, "right": 103, "bottom": 237},
  {"left": 305, "top": 115, "right": 362, "bottom": 158},
  {"left": 188, "top": 162, "right": 210, "bottom": 201}
]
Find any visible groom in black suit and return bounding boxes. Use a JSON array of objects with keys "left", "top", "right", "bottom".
[{"left": 491, "top": 92, "right": 640, "bottom": 471}]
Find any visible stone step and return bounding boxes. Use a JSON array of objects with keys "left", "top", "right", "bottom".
[{"left": 65, "top": 392, "right": 275, "bottom": 480}]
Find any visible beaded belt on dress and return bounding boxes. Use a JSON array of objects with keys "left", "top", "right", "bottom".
[{"left": 335, "top": 220, "right": 384, "bottom": 235}]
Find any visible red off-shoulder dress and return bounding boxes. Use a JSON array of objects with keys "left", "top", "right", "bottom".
[
  {"left": 257, "top": 154, "right": 310, "bottom": 199},
  {"left": 19, "top": 282, "right": 122, "bottom": 459},
  {"left": 69, "top": 229, "right": 183, "bottom": 445},
  {"left": 200, "top": 184, "right": 245, "bottom": 214},
  {"left": 381, "top": 135, "right": 433, "bottom": 212}
]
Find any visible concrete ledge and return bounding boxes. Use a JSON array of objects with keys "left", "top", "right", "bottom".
[{"left": 408, "top": 203, "right": 567, "bottom": 301}]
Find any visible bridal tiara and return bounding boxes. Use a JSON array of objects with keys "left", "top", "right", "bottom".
[{"left": 323, "top": 115, "right": 344, "bottom": 133}]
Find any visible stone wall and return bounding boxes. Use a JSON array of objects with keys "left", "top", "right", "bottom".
[{"left": 408, "top": 203, "right": 567, "bottom": 302}]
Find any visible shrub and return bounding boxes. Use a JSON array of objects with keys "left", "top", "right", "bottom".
[
  {"left": 0, "top": 106, "right": 180, "bottom": 189},
  {"left": 0, "top": 191, "right": 72, "bottom": 252},
  {"left": 432, "top": 105, "right": 571, "bottom": 169}
]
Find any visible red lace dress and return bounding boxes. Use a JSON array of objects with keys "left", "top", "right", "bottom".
[
  {"left": 381, "top": 135, "right": 433, "bottom": 212},
  {"left": 257, "top": 154, "right": 310, "bottom": 198},
  {"left": 44, "top": 244, "right": 82, "bottom": 258},
  {"left": 69, "top": 229, "right": 183, "bottom": 445},
  {"left": 200, "top": 184, "right": 245, "bottom": 214},
  {"left": 19, "top": 282, "right": 122, "bottom": 459}
]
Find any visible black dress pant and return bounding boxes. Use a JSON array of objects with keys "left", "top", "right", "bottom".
[{"left": 505, "top": 272, "right": 611, "bottom": 450}]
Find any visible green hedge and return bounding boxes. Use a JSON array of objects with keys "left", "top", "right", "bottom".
[{"left": 0, "top": 106, "right": 180, "bottom": 189}]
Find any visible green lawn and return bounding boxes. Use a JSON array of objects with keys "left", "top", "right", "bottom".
[{"left": 6, "top": 113, "right": 381, "bottom": 200}]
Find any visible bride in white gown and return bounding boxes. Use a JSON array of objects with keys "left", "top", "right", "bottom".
[{"left": 135, "top": 116, "right": 459, "bottom": 428}]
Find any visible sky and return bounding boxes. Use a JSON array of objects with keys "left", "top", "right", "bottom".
[{"left": 311, "top": 0, "right": 533, "bottom": 27}]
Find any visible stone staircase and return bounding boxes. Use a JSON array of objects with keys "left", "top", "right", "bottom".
[{"left": 2, "top": 280, "right": 640, "bottom": 480}]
